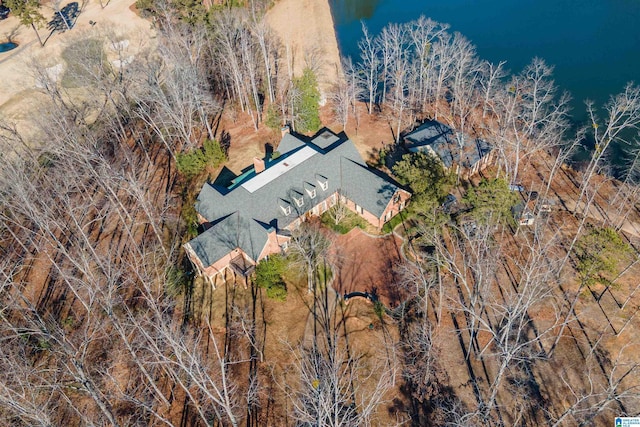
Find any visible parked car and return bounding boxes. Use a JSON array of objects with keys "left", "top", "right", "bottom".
[
  {"left": 0, "top": 5, "right": 10, "bottom": 20},
  {"left": 527, "top": 191, "right": 539, "bottom": 201},
  {"left": 508, "top": 183, "right": 525, "bottom": 192}
]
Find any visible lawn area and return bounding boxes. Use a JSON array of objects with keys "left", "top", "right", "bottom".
[
  {"left": 382, "top": 209, "right": 414, "bottom": 234},
  {"left": 320, "top": 206, "right": 368, "bottom": 234}
]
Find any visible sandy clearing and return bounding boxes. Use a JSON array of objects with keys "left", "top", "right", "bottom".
[
  {"left": 265, "top": 0, "right": 341, "bottom": 99},
  {"left": 0, "top": 0, "right": 154, "bottom": 137}
]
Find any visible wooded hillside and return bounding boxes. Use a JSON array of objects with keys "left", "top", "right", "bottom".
[{"left": 0, "top": 1, "right": 639, "bottom": 426}]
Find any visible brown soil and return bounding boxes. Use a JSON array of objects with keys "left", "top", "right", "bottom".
[{"left": 329, "top": 228, "right": 407, "bottom": 307}]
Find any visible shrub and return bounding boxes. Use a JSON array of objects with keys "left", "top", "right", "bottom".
[
  {"left": 382, "top": 211, "right": 407, "bottom": 233},
  {"left": 373, "top": 300, "right": 385, "bottom": 320},
  {"left": 181, "top": 203, "right": 199, "bottom": 239},
  {"left": 176, "top": 138, "right": 227, "bottom": 178},
  {"left": 265, "top": 104, "right": 282, "bottom": 130},
  {"left": 203, "top": 138, "right": 227, "bottom": 167},
  {"left": 255, "top": 254, "right": 288, "bottom": 301}
]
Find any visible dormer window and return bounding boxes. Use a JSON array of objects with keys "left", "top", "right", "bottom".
[
  {"left": 280, "top": 205, "right": 292, "bottom": 215},
  {"left": 293, "top": 195, "right": 304, "bottom": 207},
  {"left": 306, "top": 188, "right": 317, "bottom": 199},
  {"left": 317, "top": 175, "right": 328, "bottom": 191}
]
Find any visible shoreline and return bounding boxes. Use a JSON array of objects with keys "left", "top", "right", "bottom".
[{"left": 265, "top": 0, "right": 342, "bottom": 97}]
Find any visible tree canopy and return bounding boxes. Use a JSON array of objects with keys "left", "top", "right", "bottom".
[
  {"left": 393, "top": 151, "right": 453, "bottom": 206},
  {"left": 4, "top": 0, "right": 46, "bottom": 46},
  {"left": 463, "top": 178, "right": 519, "bottom": 225},
  {"left": 292, "top": 68, "right": 322, "bottom": 134},
  {"left": 255, "top": 254, "right": 288, "bottom": 301},
  {"left": 176, "top": 138, "right": 227, "bottom": 178},
  {"left": 575, "top": 225, "right": 632, "bottom": 285}
]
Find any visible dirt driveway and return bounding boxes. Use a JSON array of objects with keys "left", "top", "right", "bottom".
[{"left": 329, "top": 228, "right": 406, "bottom": 307}]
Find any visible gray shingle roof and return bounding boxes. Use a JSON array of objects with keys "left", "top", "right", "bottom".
[
  {"left": 340, "top": 159, "right": 400, "bottom": 218},
  {"left": 277, "top": 132, "right": 305, "bottom": 156},
  {"left": 188, "top": 213, "right": 269, "bottom": 268},
  {"left": 405, "top": 120, "right": 492, "bottom": 168},
  {"left": 187, "top": 130, "right": 405, "bottom": 268}
]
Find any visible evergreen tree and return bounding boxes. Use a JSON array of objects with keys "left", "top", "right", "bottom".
[
  {"left": 292, "top": 68, "right": 321, "bottom": 134},
  {"left": 463, "top": 178, "right": 519, "bottom": 225},
  {"left": 393, "top": 151, "right": 454, "bottom": 207}
]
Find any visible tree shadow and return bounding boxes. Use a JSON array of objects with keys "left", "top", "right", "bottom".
[
  {"left": 220, "top": 130, "right": 231, "bottom": 155},
  {"left": 47, "top": 2, "right": 80, "bottom": 33}
]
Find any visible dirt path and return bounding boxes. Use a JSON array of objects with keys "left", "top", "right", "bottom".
[{"left": 265, "top": 0, "right": 341, "bottom": 98}]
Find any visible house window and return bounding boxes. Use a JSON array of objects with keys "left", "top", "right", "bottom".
[
  {"left": 306, "top": 188, "right": 317, "bottom": 199},
  {"left": 280, "top": 205, "right": 292, "bottom": 215},
  {"left": 355, "top": 204, "right": 363, "bottom": 214}
]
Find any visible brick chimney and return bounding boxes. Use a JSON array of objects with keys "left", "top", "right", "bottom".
[
  {"left": 253, "top": 157, "right": 265, "bottom": 174},
  {"left": 281, "top": 124, "right": 290, "bottom": 137}
]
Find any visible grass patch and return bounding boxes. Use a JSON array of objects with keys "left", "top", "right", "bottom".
[
  {"left": 320, "top": 207, "right": 367, "bottom": 234},
  {"left": 316, "top": 262, "right": 333, "bottom": 286},
  {"left": 382, "top": 210, "right": 411, "bottom": 234},
  {"left": 61, "top": 38, "right": 111, "bottom": 88}
]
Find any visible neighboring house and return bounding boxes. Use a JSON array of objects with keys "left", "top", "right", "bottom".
[
  {"left": 184, "top": 128, "right": 411, "bottom": 287},
  {"left": 512, "top": 202, "right": 536, "bottom": 226},
  {"left": 404, "top": 120, "right": 494, "bottom": 179}
]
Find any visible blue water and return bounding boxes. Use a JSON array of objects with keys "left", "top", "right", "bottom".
[
  {"left": 330, "top": 0, "right": 640, "bottom": 118},
  {"left": 0, "top": 42, "right": 18, "bottom": 53}
]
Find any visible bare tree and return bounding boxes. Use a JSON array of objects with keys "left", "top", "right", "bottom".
[
  {"left": 549, "top": 346, "right": 640, "bottom": 426},
  {"left": 490, "top": 58, "right": 570, "bottom": 182},
  {"left": 577, "top": 83, "right": 640, "bottom": 214},
  {"left": 285, "top": 343, "right": 393, "bottom": 427},
  {"left": 479, "top": 60, "right": 507, "bottom": 119},
  {"left": 358, "top": 22, "right": 381, "bottom": 114},
  {"left": 288, "top": 223, "right": 332, "bottom": 294}
]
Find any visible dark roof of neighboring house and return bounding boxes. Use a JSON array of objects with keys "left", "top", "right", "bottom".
[
  {"left": 187, "top": 129, "right": 406, "bottom": 267},
  {"left": 404, "top": 120, "right": 492, "bottom": 169}
]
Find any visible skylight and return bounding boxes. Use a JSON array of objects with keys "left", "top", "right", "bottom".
[{"left": 241, "top": 146, "right": 317, "bottom": 193}]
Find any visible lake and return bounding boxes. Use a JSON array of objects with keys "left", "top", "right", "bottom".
[{"left": 330, "top": 0, "right": 640, "bottom": 120}]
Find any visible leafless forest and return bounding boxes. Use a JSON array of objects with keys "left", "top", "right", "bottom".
[{"left": 0, "top": 1, "right": 639, "bottom": 426}]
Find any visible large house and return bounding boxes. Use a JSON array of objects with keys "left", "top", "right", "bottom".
[
  {"left": 404, "top": 120, "right": 494, "bottom": 179},
  {"left": 184, "top": 129, "right": 411, "bottom": 287}
]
